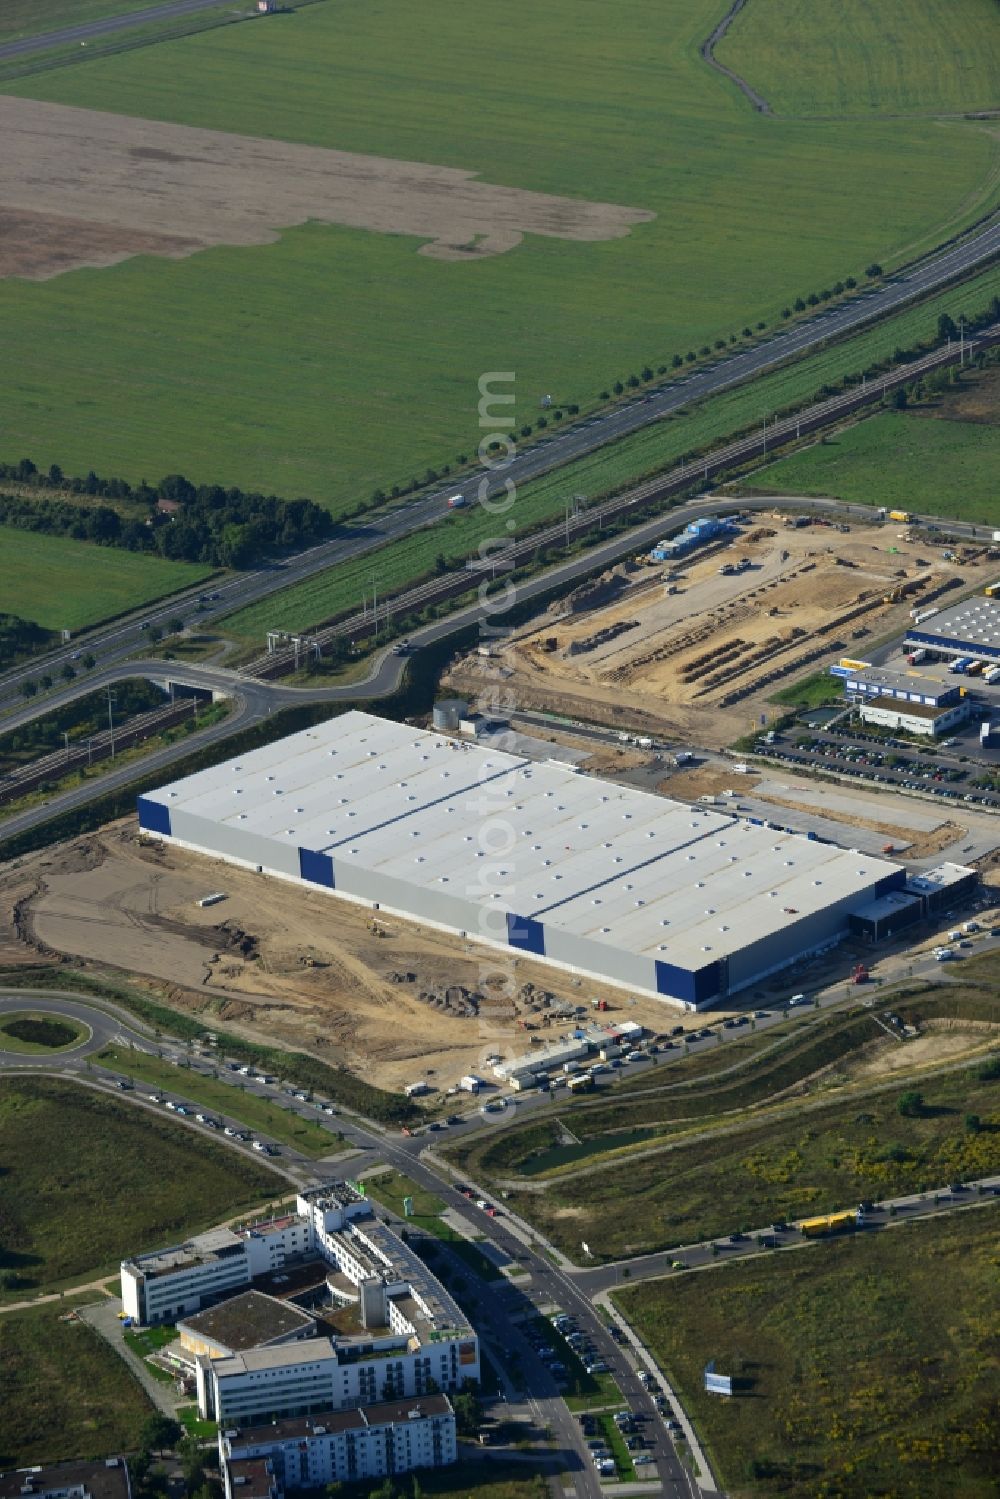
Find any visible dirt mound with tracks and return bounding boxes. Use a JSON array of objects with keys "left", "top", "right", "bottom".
[{"left": 0, "top": 822, "right": 684, "bottom": 1092}]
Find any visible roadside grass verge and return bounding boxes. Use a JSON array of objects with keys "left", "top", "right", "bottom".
[
  {"left": 529, "top": 1316, "right": 621, "bottom": 1408},
  {"left": 0, "top": 700, "right": 231, "bottom": 826},
  {"left": 498, "top": 1061, "right": 1000, "bottom": 1260},
  {"left": 595, "top": 1412, "right": 637, "bottom": 1479},
  {"left": 0, "top": 1296, "right": 154, "bottom": 1468},
  {"left": 446, "top": 981, "right": 1000, "bottom": 1260},
  {"left": 615, "top": 1207, "right": 1000, "bottom": 1499},
  {"left": 0, "top": 960, "right": 420, "bottom": 1125},
  {"left": 95, "top": 1043, "right": 337, "bottom": 1156},
  {"left": 362, "top": 1171, "right": 503, "bottom": 1279},
  {"left": 0, "top": 1076, "right": 279, "bottom": 1299},
  {"left": 218, "top": 260, "right": 1000, "bottom": 646},
  {"left": 458, "top": 990, "right": 1000, "bottom": 1185}
]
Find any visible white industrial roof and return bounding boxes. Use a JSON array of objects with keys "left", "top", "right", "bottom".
[
  {"left": 909, "top": 597, "right": 1000, "bottom": 649},
  {"left": 850, "top": 667, "right": 955, "bottom": 697},
  {"left": 148, "top": 711, "right": 900, "bottom": 972},
  {"left": 905, "top": 861, "right": 975, "bottom": 895}
]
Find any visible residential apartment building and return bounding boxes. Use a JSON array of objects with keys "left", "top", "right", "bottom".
[{"left": 221, "top": 1397, "right": 457, "bottom": 1495}]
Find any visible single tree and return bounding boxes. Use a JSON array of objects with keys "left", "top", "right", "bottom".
[
  {"left": 140, "top": 1413, "right": 182, "bottom": 1456},
  {"left": 897, "top": 1090, "right": 924, "bottom": 1118}
]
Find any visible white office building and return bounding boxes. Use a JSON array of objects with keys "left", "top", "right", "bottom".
[
  {"left": 120, "top": 1183, "right": 478, "bottom": 1426},
  {"left": 121, "top": 1187, "right": 367, "bottom": 1325}
]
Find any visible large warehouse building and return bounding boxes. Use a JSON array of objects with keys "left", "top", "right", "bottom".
[
  {"left": 138, "top": 711, "right": 906, "bottom": 1009},
  {"left": 906, "top": 596, "right": 1000, "bottom": 661}
]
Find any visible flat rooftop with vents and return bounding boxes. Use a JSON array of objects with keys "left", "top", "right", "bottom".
[
  {"left": 0, "top": 1461, "right": 131, "bottom": 1499},
  {"left": 906, "top": 596, "right": 1000, "bottom": 659},
  {"left": 138, "top": 711, "right": 906, "bottom": 1008}
]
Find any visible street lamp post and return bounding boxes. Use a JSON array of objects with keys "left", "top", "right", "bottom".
[{"left": 107, "top": 686, "right": 117, "bottom": 760}]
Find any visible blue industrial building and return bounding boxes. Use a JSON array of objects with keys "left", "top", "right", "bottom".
[
  {"left": 137, "top": 712, "right": 907, "bottom": 1011},
  {"left": 649, "top": 515, "right": 732, "bottom": 562}
]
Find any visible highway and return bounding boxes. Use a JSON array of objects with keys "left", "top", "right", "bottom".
[
  {"left": 1, "top": 215, "right": 998, "bottom": 710},
  {"left": 0, "top": 0, "right": 239, "bottom": 61}
]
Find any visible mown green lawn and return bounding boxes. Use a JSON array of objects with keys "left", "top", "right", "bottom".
[
  {"left": 0, "top": 527, "right": 212, "bottom": 631},
  {"left": 0, "top": 1010, "right": 88, "bottom": 1053},
  {"left": 2, "top": 0, "right": 997, "bottom": 512},
  {"left": 771, "top": 670, "right": 845, "bottom": 709},
  {"left": 616, "top": 1209, "right": 1000, "bottom": 1499},
  {"left": 717, "top": 0, "right": 1000, "bottom": 116},
  {"left": 0, "top": 1076, "right": 279, "bottom": 1297},
  {"left": 0, "top": 1297, "right": 154, "bottom": 1468},
  {"left": 755, "top": 407, "right": 1000, "bottom": 525}
]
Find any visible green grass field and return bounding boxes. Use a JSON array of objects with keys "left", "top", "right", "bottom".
[
  {"left": 616, "top": 1209, "right": 1000, "bottom": 1499},
  {"left": 2, "top": 0, "right": 998, "bottom": 513},
  {"left": 0, "top": 1297, "right": 154, "bottom": 1468},
  {"left": 717, "top": 0, "right": 1000, "bottom": 116},
  {"left": 0, "top": 528, "right": 212, "bottom": 632},
  {"left": 0, "top": 1076, "right": 279, "bottom": 1296},
  {"left": 218, "top": 260, "right": 1000, "bottom": 646},
  {"left": 755, "top": 407, "right": 1000, "bottom": 525},
  {"left": 96, "top": 1044, "right": 338, "bottom": 1156}
]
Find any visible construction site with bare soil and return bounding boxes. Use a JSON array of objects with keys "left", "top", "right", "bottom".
[
  {"left": 0, "top": 822, "right": 691, "bottom": 1096},
  {"left": 445, "top": 510, "right": 1000, "bottom": 749}
]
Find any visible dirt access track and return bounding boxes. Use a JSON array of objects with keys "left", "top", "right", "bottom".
[
  {"left": 0, "top": 823, "right": 692, "bottom": 1095},
  {"left": 0, "top": 97, "right": 653, "bottom": 279}
]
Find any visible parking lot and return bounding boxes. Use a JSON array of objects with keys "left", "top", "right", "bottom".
[{"left": 759, "top": 721, "right": 1000, "bottom": 810}]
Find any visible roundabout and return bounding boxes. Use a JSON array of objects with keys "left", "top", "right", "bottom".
[{"left": 0, "top": 1009, "right": 91, "bottom": 1055}]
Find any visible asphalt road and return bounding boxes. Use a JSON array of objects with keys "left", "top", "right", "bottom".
[
  {"left": 0, "top": 991, "right": 693, "bottom": 1496},
  {"left": 8, "top": 985, "right": 1000, "bottom": 1495},
  {"left": 0, "top": 0, "right": 237, "bottom": 60},
  {"left": 2, "top": 209, "right": 998, "bottom": 714},
  {"left": 5, "top": 484, "right": 995, "bottom": 847}
]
